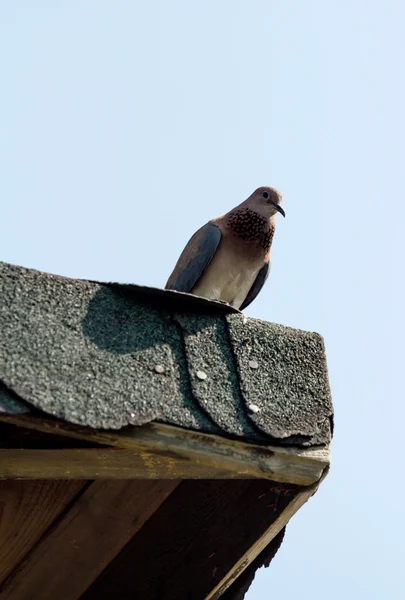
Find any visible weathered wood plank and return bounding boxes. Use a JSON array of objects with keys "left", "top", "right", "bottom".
[
  {"left": 0, "top": 479, "right": 179, "bottom": 600},
  {"left": 205, "top": 476, "right": 325, "bottom": 599},
  {"left": 0, "top": 415, "right": 330, "bottom": 485},
  {"left": 81, "top": 479, "right": 300, "bottom": 600},
  {"left": 220, "top": 527, "right": 286, "bottom": 600},
  {"left": 0, "top": 448, "right": 253, "bottom": 479},
  {"left": 0, "top": 480, "right": 86, "bottom": 586}
]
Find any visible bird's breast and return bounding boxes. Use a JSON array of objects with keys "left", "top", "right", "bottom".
[{"left": 191, "top": 237, "right": 265, "bottom": 309}]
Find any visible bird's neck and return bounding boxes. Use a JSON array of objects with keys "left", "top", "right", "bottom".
[{"left": 225, "top": 208, "right": 275, "bottom": 251}]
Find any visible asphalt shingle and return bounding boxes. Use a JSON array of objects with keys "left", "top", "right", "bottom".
[{"left": 0, "top": 261, "right": 333, "bottom": 445}]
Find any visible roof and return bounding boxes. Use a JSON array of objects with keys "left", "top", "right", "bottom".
[
  {"left": 0, "top": 261, "right": 333, "bottom": 447},
  {"left": 0, "top": 261, "right": 333, "bottom": 599}
]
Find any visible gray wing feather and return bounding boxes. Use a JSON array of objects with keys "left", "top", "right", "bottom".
[
  {"left": 165, "top": 223, "right": 222, "bottom": 293},
  {"left": 239, "top": 262, "right": 270, "bottom": 311}
]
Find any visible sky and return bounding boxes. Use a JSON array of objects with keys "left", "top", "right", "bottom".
[{"left": 1, "top": 1, "right": 404, "bottom": 598}]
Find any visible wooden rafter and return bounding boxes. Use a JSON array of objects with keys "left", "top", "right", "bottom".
[
  {"left": 206, "top": 470, "right": 329, "bottom": 599},
  {"left": 0, "top": 480, "right": 179, "bottom": 600}
]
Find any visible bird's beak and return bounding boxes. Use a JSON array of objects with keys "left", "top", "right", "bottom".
[{"left": 270, "top": 201, "right": 285, "bottom": 218}]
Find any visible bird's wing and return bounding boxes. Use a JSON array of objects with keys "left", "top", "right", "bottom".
[
  {"left": 239, "top": 261, "right": 270, "bottom": 311},
  {"left": 165, "top": 222, "right": 222, "bottom": 293}
]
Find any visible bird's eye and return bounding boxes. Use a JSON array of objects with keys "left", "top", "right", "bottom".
[{"left": 262, "top": 191, "right": 269, "bottom": 199}]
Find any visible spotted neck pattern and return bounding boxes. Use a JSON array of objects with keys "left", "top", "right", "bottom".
[{"left": 226, "top": 208, "right": 274, "bottom": 251}]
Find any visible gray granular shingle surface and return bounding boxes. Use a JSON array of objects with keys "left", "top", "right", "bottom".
[
  {"left": 226, "top": 314, "right": 333, "bottom": 445},
  {"left": 0, "top": 261, "right": 333, "bottom": 446},
  {"left": 174, "top": 313, "right": 265, "bottom": 440},
  {"left": 154, "top": 313, "right": 221, "bottom": 432},
  {"left": 81, "top": 286, "right": 217, "bottom": 431},
  {"left": 0, "top": 263, "right": 206, "bottom": 429}
]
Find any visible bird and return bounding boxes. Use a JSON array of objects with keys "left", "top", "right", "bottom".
[{"left": 165, "top": 186, "right": 285, "bottom": 310}]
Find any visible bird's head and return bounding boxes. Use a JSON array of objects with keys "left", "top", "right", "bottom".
[{"left": 248, "top": 186, "right": 285, "bottom": 218}]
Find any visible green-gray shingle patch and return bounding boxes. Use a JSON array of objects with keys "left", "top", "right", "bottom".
[
  {"left": 174, "top": 313, "right": 264, "bottom": 440},
  {"left": 0, "top": 262, "right": 333, "bottom": 446},
  {"left": 0, "top": 263, "right": 216, "bottom": 430},
  {"left": 227, "top": 314, "right": 333, "bottom": 446}
]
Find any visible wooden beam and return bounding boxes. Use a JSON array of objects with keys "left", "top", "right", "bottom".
[
  {"left": 0, "top": 448, "right": 258, "bottom": 479},
  {"left": 0, "top": 480, "right": 86, "bottom": 586},
  {"left": 0, "top": 479, "right": 179, "bottom": 600},
  {"left": 0, "top": 414, "right": 330, "bottom": 486}
]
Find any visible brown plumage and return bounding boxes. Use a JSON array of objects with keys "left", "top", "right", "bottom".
[{"left": 166, "top": 186, "right": 285, "bottom": 310}]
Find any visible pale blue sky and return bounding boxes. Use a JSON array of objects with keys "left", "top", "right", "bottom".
[{"left": 1, "top": 2, "right": 404, "bottom": 598}]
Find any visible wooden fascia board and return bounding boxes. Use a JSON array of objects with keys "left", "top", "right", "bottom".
[{"left": 0, "top": 415, "right": 330, "bottom": 485}]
